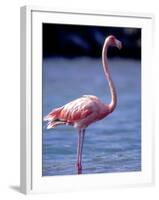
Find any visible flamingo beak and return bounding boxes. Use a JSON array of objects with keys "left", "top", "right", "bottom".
[{"left": 115, "top": 39, "right": 122, "bottom": 50}]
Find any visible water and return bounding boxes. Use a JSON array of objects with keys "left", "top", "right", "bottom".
[{"left": 42, "top": 57, "right": 141, "bottom": 176}]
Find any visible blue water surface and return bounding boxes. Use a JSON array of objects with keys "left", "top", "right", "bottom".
[{"left": 42, "top": 57, "right": 141, "bottom": 176}]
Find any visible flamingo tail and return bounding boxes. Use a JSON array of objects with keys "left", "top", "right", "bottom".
[
  {"left": 43, "top": 106, "right": 63, "bottom": 121},
  {"left": 46, "top": 120, "right": 66, "bottom": 129},
  {"left": 43, "top": 107, "right": 66, "bottom": 129}
]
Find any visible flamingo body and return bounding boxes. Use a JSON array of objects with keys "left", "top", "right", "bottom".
[
  {"left": 44, "top": 35, "right": 122, "bottom": 174},
  {"left": 44, "top": 95, "right": 111, "bottom": 130}
]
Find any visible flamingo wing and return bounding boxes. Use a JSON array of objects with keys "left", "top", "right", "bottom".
[
  {"left": 44, "top": 95, "right": 104, "bottom": 129},
  {"left": 59, "top": 96, "right": 94, "bottom": 122}
]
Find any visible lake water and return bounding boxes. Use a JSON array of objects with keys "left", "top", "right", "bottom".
[{"left": 42, "top": 57, "right": 141, "bottom": 176}]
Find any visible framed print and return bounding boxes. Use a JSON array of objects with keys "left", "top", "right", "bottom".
[{"left": 20, "top": 6, "right": 154, "bottom": 194}]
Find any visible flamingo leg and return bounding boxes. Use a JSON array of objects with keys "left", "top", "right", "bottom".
[
  {"left": 76, "top": 129, "right": 85, "bottom": 174},
  {"left": 80, "top": 129, "right": 85, "bottom": 161},
  {"left": 76, "top": 129, "right": 82, "bottom": 174}
]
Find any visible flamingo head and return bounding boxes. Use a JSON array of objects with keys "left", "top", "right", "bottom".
[{"left": 106, "top": 35, "right": 122, "bottom": 50}]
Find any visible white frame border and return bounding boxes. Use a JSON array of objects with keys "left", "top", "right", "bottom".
[{"left": 20, "top": 6, "right": 154, "bottom": 194}]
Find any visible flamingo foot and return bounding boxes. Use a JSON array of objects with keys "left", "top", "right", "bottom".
[{"left": 76, "top": 163, "right": 82, "bottom": 174}]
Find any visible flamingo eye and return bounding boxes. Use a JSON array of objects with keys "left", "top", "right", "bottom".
[
  {"left": 111, "top": 37, "right": 116, "bottom": 43},
  {"left": 109, "top": 36, "right": 116, "bottom": 44}
]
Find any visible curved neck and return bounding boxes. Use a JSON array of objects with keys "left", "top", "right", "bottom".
[{"left": 102, "top": 40, "right": 117, "bottom": 113}]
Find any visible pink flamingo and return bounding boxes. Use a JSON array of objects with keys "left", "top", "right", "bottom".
[{"left": 44, "top": 35, "right": 122, "bottom": 174}]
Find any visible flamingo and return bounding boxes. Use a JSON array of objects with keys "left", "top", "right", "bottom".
[{"left": 44, "top": 35, "right": 122, "bottom": 174}]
